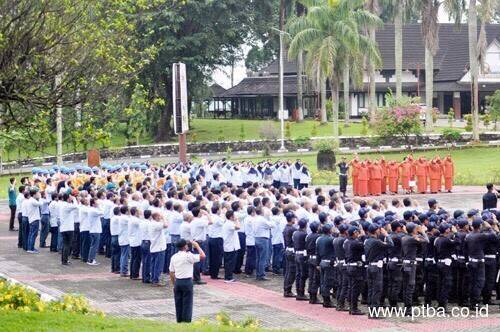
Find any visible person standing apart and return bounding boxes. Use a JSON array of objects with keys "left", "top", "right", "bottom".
[
  {"left": 336, "top": 157, "right": 349, "bottom": 197},
  {"left": 8, "top": 178, "right": 17, "bottom": 231},
  {"left": 169, "top": 239, "right": 205, "bottom": 323}
]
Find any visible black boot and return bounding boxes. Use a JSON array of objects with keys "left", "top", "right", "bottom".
[
  {"left": 283, "top": 291, "right": 296, "bottom": 298},
  {"left": 296, "top": 292, "right": 309, "bottom": 301},
  {"left": 309, "top": 294, "right": 322, "bottom": 305},
  {"left": 322, "top": 296, "right": 334, "bottom": 308}
]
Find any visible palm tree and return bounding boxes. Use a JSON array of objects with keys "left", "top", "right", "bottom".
[
  {"left": 296, "top": 2, "right": 305, "bottom": 122},
  {"left": 365, "top": 0, "right": 381, "bottom": 119},
  {"left": 288, "top": 0, "right": 382, "bottom": 143},
  {"left": 420, "top": 0, "right": 441, "bottom": 132}
]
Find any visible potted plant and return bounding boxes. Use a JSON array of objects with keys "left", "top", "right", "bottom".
[{"left": 313, "top": 139, "right": 338, "bottom": 171}]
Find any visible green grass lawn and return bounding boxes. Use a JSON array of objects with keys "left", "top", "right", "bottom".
[
  {"left": 231, "top": 146, "right": 500, "bottom": 186},
  {"left": 2, "top": 119, "right": 468, "bottom": 162},
  {"left": 0, "top": 311, "right": 262, "bottom": 332}
]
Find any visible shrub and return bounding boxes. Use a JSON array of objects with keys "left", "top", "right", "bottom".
[
  {"left": 360, "top": 116, "right": 369, "bottom": 135},
  {"left": 311, "top": 123, "right": 318, "bottom": 137},
  {"left": 372, "top": 91, "right": 423, "bottom": 147},
  {"left": 441, "top": 128, "right": 461, "bottom": 142},
  {"left": 482, "top": 113, "right": 491, "bottom": 128},
  {"left": 293, "top": 136, "right": 310, "bottom": 148},
  {"left": 448, "top": 108, "right": 455, "bottom": 127},
  {"left": 258, "top": 121, "right": 279, "bottom": 140},
  {"left": 338, "top": 126, "right": 343, "bottom": 136},
  {"left": 326, "top": 100, "right": 333, "bottom": 121},
  {"left": 190, "top": 132, "right": 198, "bottom": 143},
  {"left": 312, "top": 139, "right": 338, "bottom": 152},
  {"left": 262, "top": 144, "right": 271, "bottom": 157},
  {"left": 464, "top": 114, "right": 473, "bottom": 132}
]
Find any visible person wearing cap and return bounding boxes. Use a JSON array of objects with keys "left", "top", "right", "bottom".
[
  {"left": 434, "top": 222, "right": 458, "bottom": 311},
  {"left": 283, "top": 212, "right": 297, "bottom": 298},
  {"left": 316, "top": 223, "right": 335, "bottom": 308},
  {"left": 333, "top": 223, "right": 349, "bottom": 311},
  {"left": 453, "top": 216, "right": 470, "bottom": 306},
  {"left": 386, "top": 221, "right": 404, "bottom": 308},
  {"left": 401, "top": 222, "right": 429, "bottom": 314},
  {"left": 442, "top": 155, "right": 454, "bottom": 192},
  {"left": 399, "top": 157, "right": 413, "bottom": 194},
  {"left": 344, "top": 225, "right": 366, "bottom": 315},
  {"left": 357, "top": 161, "right": 369, "bottom": 197},
  {"left": 364, "top": 223, "right": 393, "bottom": 318},
  {"left": 481, "top": 214, "right": 499, "bottom": 306},
  {"left": 349, "top": 155, "right": 360, "bottom": 196},
  {"left": 428, "top": 158, "right": 443, "bottom": 194},
  {"left": 368, "top": 160, "right": 382, "bottom": 196},
  {"left": 423, "top": 222, "right": 439, "bottom": 306},
  {"left": 464, "top": 217, "right": 497, "bottom": 309},
  {"left": 169, "top": 238, "right": 206, "bottom": 323},
  {"left": 336, "top": 157, "right": 349, "bottom": 197},
  {"left": 415, "top": 157, "right": 428, "bottom": 194},
  {"left": 379, "top": 157, "right": 388, "bottom": 194},
  {"left": 386, "top": 160, "right": 399, "bottom": 194},
  {"left": 482, "top": 183, "right": 499, "bottom": 210},
  {"left": 292, "top": 218, "right": 309, "bottom": 301},
  {"left": 305, "top": 222, "right": 322, "bottom": 304}
]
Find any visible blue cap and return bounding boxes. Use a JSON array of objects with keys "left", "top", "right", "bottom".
[
  {"left": 429, "top": 214, "right": 439, "bottom": 223},
  {"left": 338, "top": 224, "right": 349, "bottom": 233},
  {"left": 358, "top": 208, "right": 369, "bottom": 218},
  {"left": 368, "top": 223, "right": 380, "bottom": 233},
  {"left": 348, "top": 226, "right": 359, "bottom": 236},
  {"left": 322, "top": 223, "right": 333, "bottom": 234},
  {"left": 467, "top": 209, "right": 479, "bottom": 217},
  {"left": 406, "top": 222, "right": 417, "bottom": 234},
  {"left": 309, "top": 222, "right": 320, "bottom": 233},
  {"left": 285, "top": 212, "right": 296, "bottom": 222},
  {"left": 471, "top": 217, "right": 482, "bottom": 228},
  {"left": 453, "top": 210, "right": 464, "bottom": 219},
  {"left": 385, "top": 211, "right": 396, "bottom": 217},
  {"left": 333, "top": 215, "right": 344, "bottom": 225},
  {"left": 438, "top": 223, "right": 451, "bottom": 233},
  {"left": 404, "top": 210, "right": 414, "bottom": 220},
  {"left": 298, "top": 218, "right": 308, "bottom": 229},
  {"left": 373, "top": 216, "right": 385, "bottom": 225}
]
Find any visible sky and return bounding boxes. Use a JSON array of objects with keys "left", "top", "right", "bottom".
[{"left": 211, "top": 6, "right": 454, "bottom": 90}]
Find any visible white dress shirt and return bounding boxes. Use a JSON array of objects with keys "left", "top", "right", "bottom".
[
  {"left": 149, "top": 222, "right": 167, "bottom": 253},
  {"left": 222, "top": 221, "right": 240, "bottom": 252},
  {"left": 128, "top": 216, "right": 142, "bottom": 247},
  {"left": 88, "top": 207, "right": 103, "bottom": 233},
  {"left": 169, "top": 251, "right": 200, "bottom": 279},
  {"left": 110, "top": 214, "right": 120, "bottom": 236},
  {"left": 26, "top": 197, "right": 43, "bottom": 223},
  {"left": 180, "top": 222, "right": 192, "bottom": 241},
  {"left": 118, "top": 215, "right": 130, "bottom": 246},
  {"left": 59, "top": 201, "right": 78, "bottom": 232},
  {"left": 208, "top": 214, "right": 224, "bottom": 238}
]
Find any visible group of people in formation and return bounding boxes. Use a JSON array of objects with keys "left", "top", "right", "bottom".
[
  {"left": 6, "top": 157, "right": 498, "bottom": 320},
  {"left": 343, "top": 154, "right": 455, "bottom": 197}
]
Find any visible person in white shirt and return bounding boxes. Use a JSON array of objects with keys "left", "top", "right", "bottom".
[
  {"left": 190, "top": 207, "right": 212, "bottom": 285},
  {"left": 180, "top": 212, "right": 193, "bottom": 241},
  {"left": 87, "top": 199, "right": 103, "bottom": 265},
  {"left": 169, "top": 203, "right": 184, "bottom": 254},
  {"left": 15, "top": 185, "right": 27, "bottom": 249},
  {"left": 118, "top": 206, "right": 130, "bottom": 276},
  {"left": 20, "top": 191, "right": 31, "bottom": 251},
  {"left": 149, "top": 211, "right": 169, "bottom": 286},
  {"left": 140, "top": 210, "right": 152, "bottom": 283},
  {"left": 169, "top": 239, "right": 205, "bottom": 323},
  {"left": 97, "top": 191, "right": 115, "bottom": 258},
  {"left": 48, "top": 193, "right": 60, "bottom": 252},
  {"left": 207, "top": 203, "right": 224, "bottom": 279},
  {"left": 270, "top": 207, "right": 286, "bottom": 274},
  {"left": 110, "top": 207, "right": 121, "bottom": 273},
  {"left": 78, "top": 199, "right": 91, "bottom": 263},
  {"left": 59, "top": 194, "right": 79, "bottom": 265},
  {"left": 26, "top": 189, "right": 43, "bottom": 253},
  {"left": 243, "top": 206, "right": 256, "bottom": 276},
  {"left": 222, "top": 210, "right": 241, "bottom": 282},
  {"left": 128, "top": 207, "right": 142, "bottom": 277}
]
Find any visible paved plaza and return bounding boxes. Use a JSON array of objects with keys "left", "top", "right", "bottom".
[{"left": 0, "top": 187, "right": 499, "bottom": 331}]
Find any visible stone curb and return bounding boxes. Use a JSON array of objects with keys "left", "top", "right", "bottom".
[{"left": 0, "top": 272, "right": 56, "bottom": 302}]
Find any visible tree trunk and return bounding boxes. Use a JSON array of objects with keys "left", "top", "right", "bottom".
[
  {"left": 297, "top": 50, "right": 304, "bottom": 121},
  {"left": 469, "top": 0, "right": 480, "bottom": 141},
  {"left": 320, "top": 76, "right": 327, "bottom": 124},
  {"left": 368, "top": 27, "right": 377, "bottom": 120},
  {"left": 330, "top": 76, "right": 339, "bottom": 143},
  {"left": 55, "top": 75, "right": 63, "bottom": 165},
  {"left": 156, "top": 75, "right": 173, "bottom": 142},
  {"left": 425, "top": 46, "right": 434, "bottom": 132},
  {"left": 343, "top": 65, "right": 350, "bottom": 126},
  {"left": 395, "top": 2, "right": 403, "bottom": 99}
]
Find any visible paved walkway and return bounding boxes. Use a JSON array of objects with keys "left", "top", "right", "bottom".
[{"left": 0, "top": 189, "right": 499, "bottom": 331}]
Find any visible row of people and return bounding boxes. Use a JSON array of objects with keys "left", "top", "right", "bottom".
[{"left": 345, "top": 154, "right": 455, "bottom": 196}]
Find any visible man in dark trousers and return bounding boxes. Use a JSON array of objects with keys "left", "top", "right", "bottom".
[
  {"left": 293, "top": 218, "right": 309, "bottom": 301},
  {"left": 317, "top": 223, "right": 335, "bottom": 308},
  {"left": 305, "top": 221, "right": 322, "bottom": 304},
  {"left": 344, "top": 225, "right": 366, "bottom": 315},
  {"left": 364, "top": 223, "right": 393, "bottom": 318},
  {"left": 169, "top": 239, "right": 206, "bottom": 323},
  {"left": 387, "top": 221, "right": 405, "bottom": 308},
  {"left": 283, "top": 212, "right": 297, "bottom": 298},
  {"left": 337, "top": 157, "right": 349, "bottom": 197},
  {"left": 333, "top": 223, "right": 349, "bottom": 311},
  {"left": 435, "top": 223, "right": 458, "bottom": 312},
  {"left": 482, "top": 183, "right": 499, "bottom": 210},
  {"left": 401, "top": 222, "right": 429, "bottom": 314}
]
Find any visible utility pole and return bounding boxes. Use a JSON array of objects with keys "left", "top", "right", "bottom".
[{"left": 55, "top": 74, "right": 63, "bottom": 165}]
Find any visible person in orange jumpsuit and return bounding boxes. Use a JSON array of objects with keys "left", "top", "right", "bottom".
[
  {"left": 442, "top": 155, "right": 454, "bottom": 192},
  {"left": 369, "top": 160, "right": 382, "bottom": 196},
  {"left": 380, "top": 157, "right": 388, "bottom": 194},
  {"left": 366, "top": 159, "right": 374, "bottom": 195},
  {"left": 357, "top": 160, "right": 370, "bottom": 197},
  {"left": 387, "top": 160, "right": 399, "bottom": 194},
  {"left": 415, "top": 157, "right": 428, "bottom": 194},
  {"left": 399, "top": 157, "right": 413, "bottom": 194},
  {"left": 428, "top": 158, "right": 443, "bottom": 194},
  {"left": 349, "top": 155, "right": 361, "bottom": 196},
  {"left": 407, "top": 154, "right": 416, "bottom": 193}
]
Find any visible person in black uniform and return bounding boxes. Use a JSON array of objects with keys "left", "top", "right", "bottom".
[
  {"left": 435, "top": 222, "right": 458, "bottom": 311},
  {"left": 401, "top": 222, "right": 429, "bottom": 314},
  {"left": 423, "top": 222, "right": 439, "bottom": 306},
  {"left": 482, "top": 183, "right": 499, "bottom": 210},
  {"left": 387, "top": 221, "right": 405, "bottom": 308},
  {"left": 344, "top": 225, "right": 366, "bottom": 315},
  {"left": 464, "top": 217, "right": 497, "bottom": 309},
  {"left": 316, "top": 223, "right": 335, "bottom": 308},
  {"left": 305, "top": 222, "right": 322, "bottom": 304},
  {"left": 333, "top": 223, "right": 349, "bottom": 311},
  {"left": 364, "top": 223, "right": 394, "bottom": 318},
  {"left": 454, "top": 216, "right": 470, "bottom": 307},
  {"left": 337, "top": 157, "right": 349, "bottom": 197},
  {"left": 293, "top": 218, "right": 309, "bottom": 301},
  {"left": 283, "top": 212, "right": 297, "bottom": 298},
  {"left": 480, "top": 212, "right": 499, "bottom": 305}
]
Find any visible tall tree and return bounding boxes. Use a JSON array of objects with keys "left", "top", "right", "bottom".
[
  {"left": 420, "top": 0, "right": 441, "bottom": 132},
  {"left": 296, "top": 2, "right": 306, "bottom": 122},
  {"left": 289, "top": 0, "right": 381, "bottom": 143},
  {"left": 365, "top": 0, "right": 381, "bottom": 120}
]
